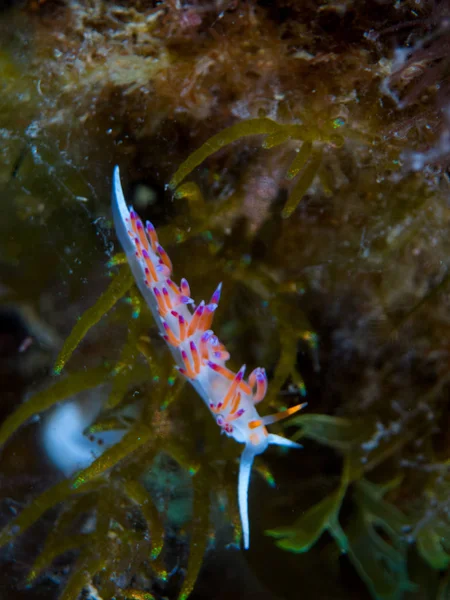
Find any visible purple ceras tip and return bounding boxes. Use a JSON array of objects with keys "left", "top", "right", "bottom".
[
  {"left": 211, "top": 282, "right": 222, "bottom": 305},
  {"left": 201, "top": 331, "right": 212, "bottom": 343},
  {"left": 236, "top": 365, "right": 246, "bottom": 380},
  {"left": 180, "top": 278, "right": 190, "bottom": 295},
  {"left": 195, "top": 303, "right": 205, "bottom": 316},
  {"left": 256, "top": 368, "right": 265, "bottom": 379}
]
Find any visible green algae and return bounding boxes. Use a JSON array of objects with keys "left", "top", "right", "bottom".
[
  {"left": 268, "top": 412, "right": 418, "bottom": 599},
  {"left": 281, "top": 148, "right": 323, "bottom": 218},
  {"left": 169, "top": 116, "right": 371, "bottom": 219},
  {"left": 71, "top": 424, "right": 153, "bottom": 490},
  {"left": 0, "top": 365, "right": 111, "bottom": 448},
  {"left": 0, "top": 252, "right": 249, "bottom": 598},
  {"left": 417, "top": 523, "right": 450, "bottom": 570},
  {"left": 53, "top": 266, "right": 134, "bottom": 375},
  {"left": 179, "top": 471, "right": 211, "bottom": 600},
  {"left": 346, "top": 480, "right": 413, "bottom": 600},
  {"left": 289, "top": 414, "right": 373, "bottom": 453},
  {"left": 0, "top": 479, "right": 103, "bottom": 548},
  {"left": 268, "top": 453, "right": 412, "bottom": 600},
  {"left": 122, "top": 478, "right": 164, "bottom": 559},
  {"left": 27, "top": 493, "right": 98, "bottom": 583},
  {"left": 267, "top": 472, "right": 348, "bottom": 554},
  {"left": 169, "top": 118, "right": 282, "bottom": 190}
]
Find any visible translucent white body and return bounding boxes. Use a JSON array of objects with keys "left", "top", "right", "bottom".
[{"left": 112, "top": 166, "right": 303, "bottom": 549}]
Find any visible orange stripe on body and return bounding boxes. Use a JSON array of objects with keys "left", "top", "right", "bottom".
[{"left": 229, "top": 391, "right": 242, "bottom": 415}]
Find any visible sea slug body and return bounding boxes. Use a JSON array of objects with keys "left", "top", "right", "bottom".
[{"left": 111, "top": 166, "right": 306, "bottom": 549}]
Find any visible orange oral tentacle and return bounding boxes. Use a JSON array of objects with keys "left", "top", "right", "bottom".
[{"left": 262, "top": 403, "right": 307, "bottom": 426}]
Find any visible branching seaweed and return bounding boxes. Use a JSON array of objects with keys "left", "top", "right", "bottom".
[
  {"left": 0, "top": 246, "right": 287, "bottom": 599},
  {"left": 169, "top": 116, "right": 370, "bottom": 218},
  {"left": 267, "top": 414, "right": 416, "bottom": 600}
]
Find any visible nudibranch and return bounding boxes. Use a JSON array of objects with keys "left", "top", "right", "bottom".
[{"left": 111, "top": 166, "right": 306, "bottom": 549}]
